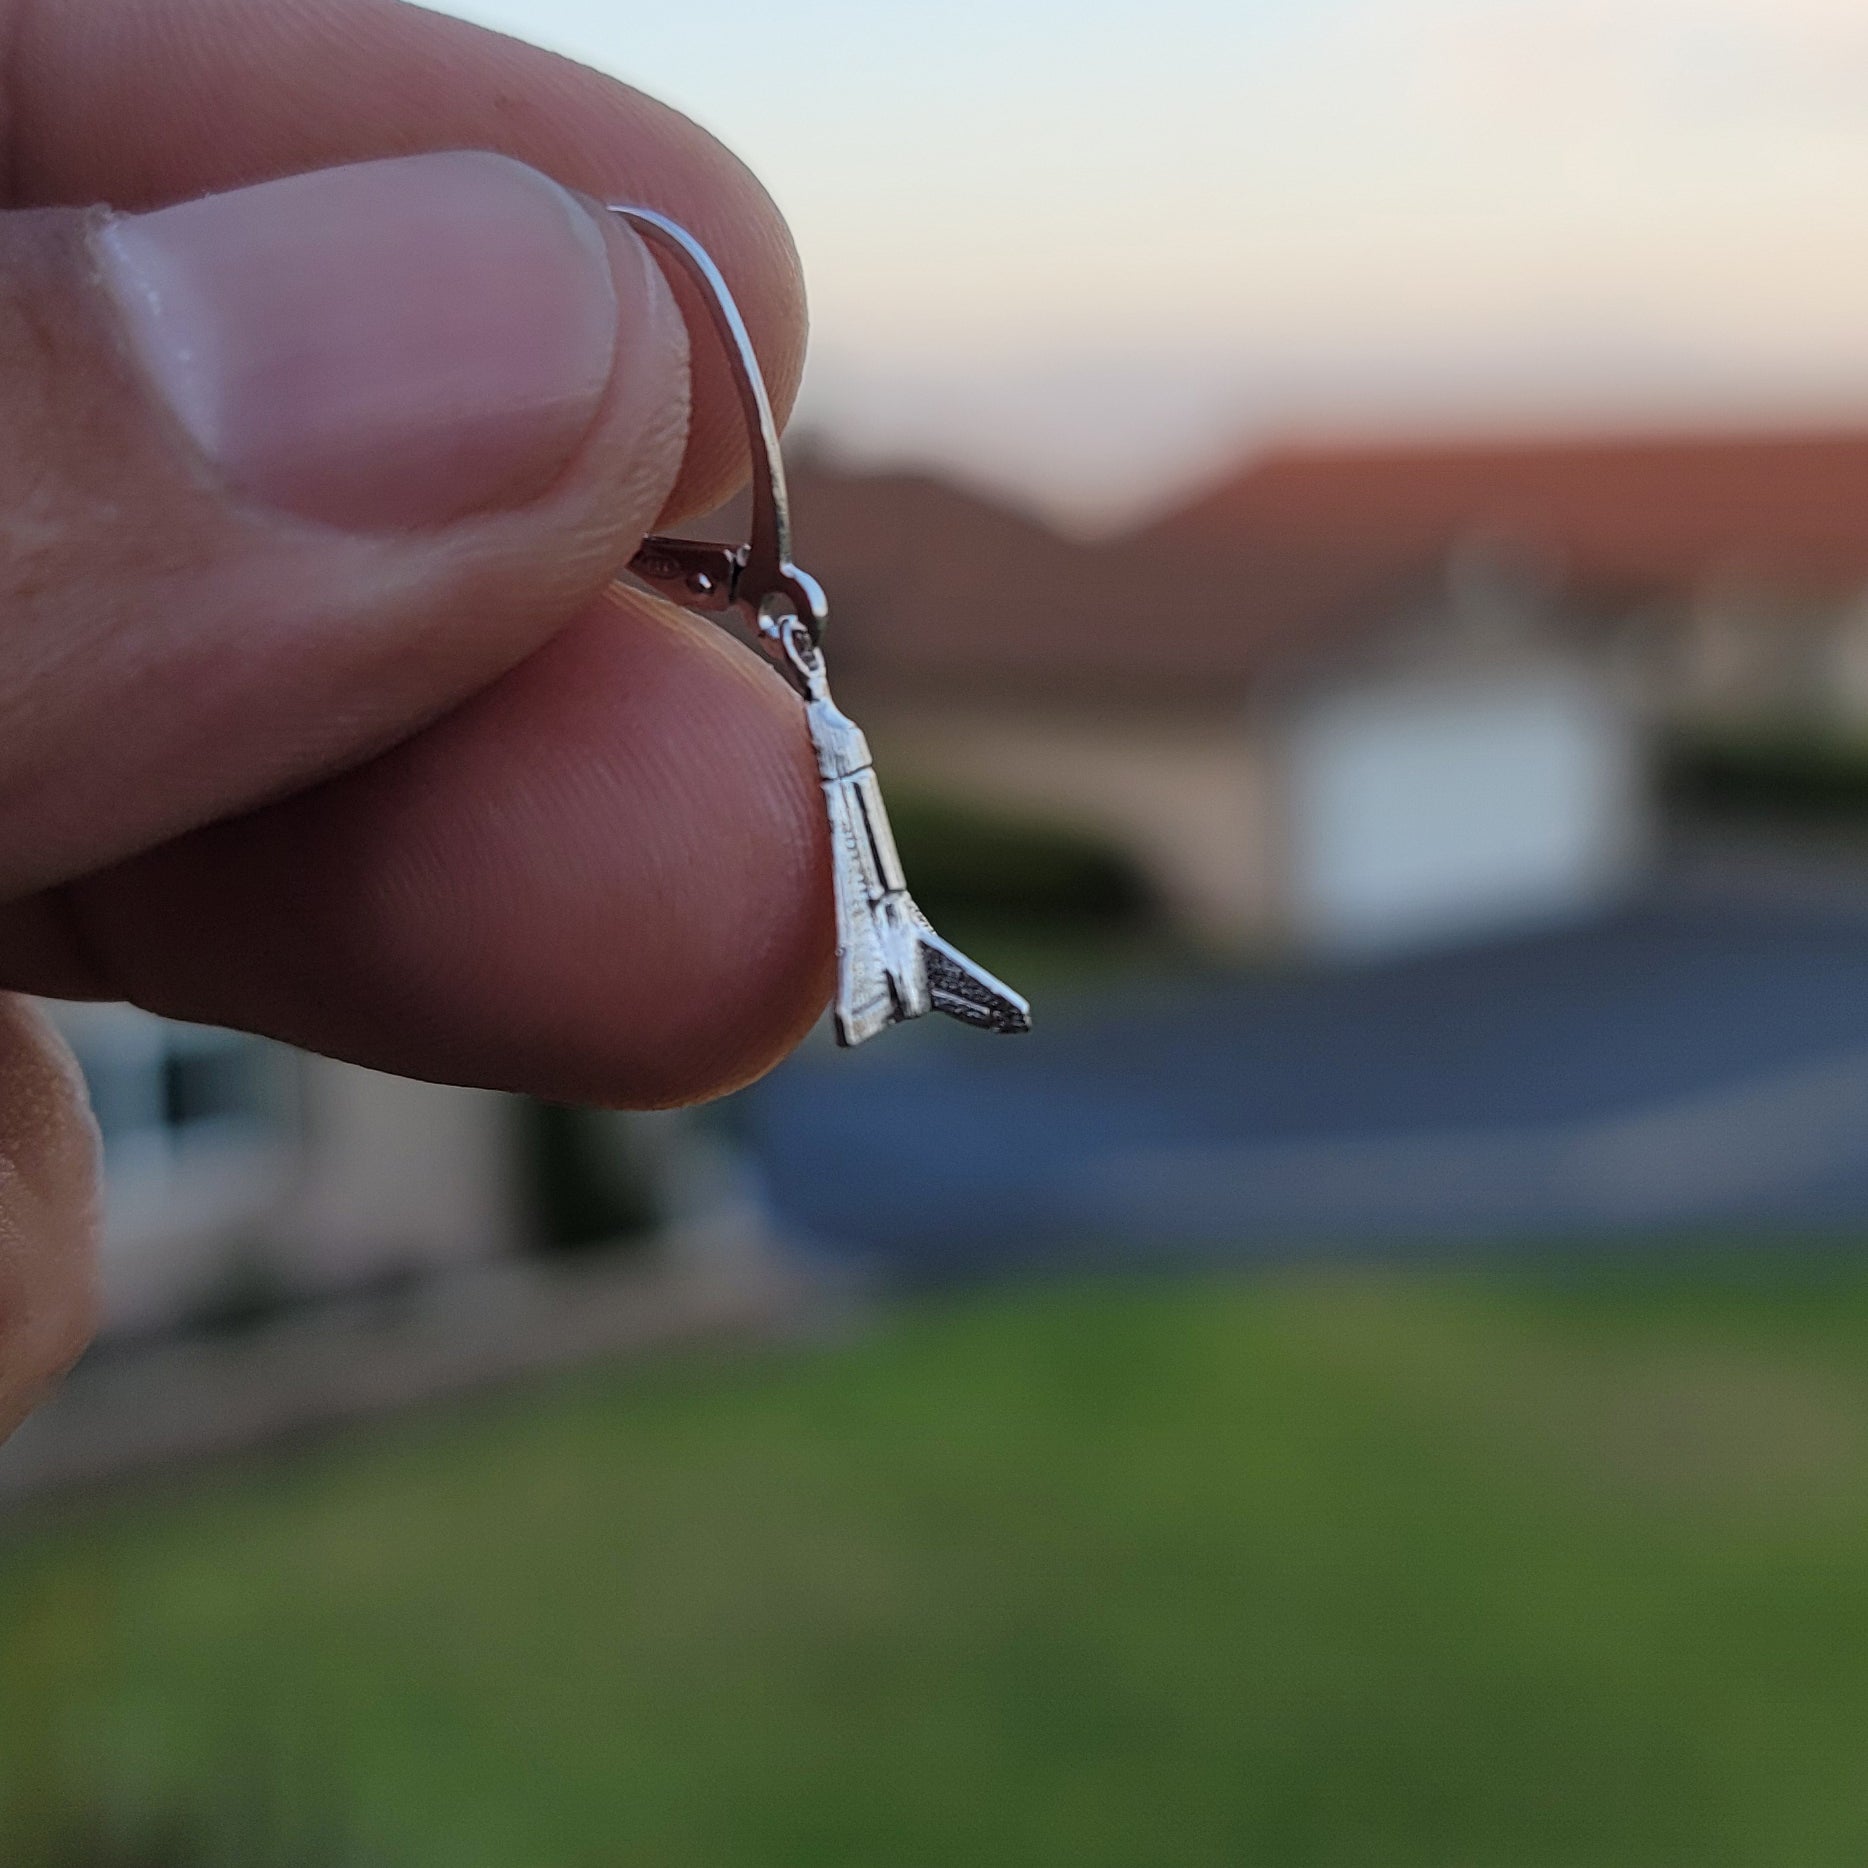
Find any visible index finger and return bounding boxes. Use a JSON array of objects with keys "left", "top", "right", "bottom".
[{"left": 2, "top": 0, "right": 806, "bottom": 522}]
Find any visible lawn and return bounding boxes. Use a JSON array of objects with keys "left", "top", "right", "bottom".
[{"left": 10, "top": 1265, "right": 1868, "bottom": 1865}]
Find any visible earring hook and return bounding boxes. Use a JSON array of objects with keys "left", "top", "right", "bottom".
[{"left": 610, "top": 205, "right": 826, "bottom": 658}]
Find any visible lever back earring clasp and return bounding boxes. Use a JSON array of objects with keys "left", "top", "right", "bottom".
[{"left": 610, "top": 205, "right": 1032, "bottom": 1049}]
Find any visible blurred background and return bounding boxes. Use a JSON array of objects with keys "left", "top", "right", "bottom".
[{"left": 13, "top": 0, "right": 1868, "bottom": 1861}]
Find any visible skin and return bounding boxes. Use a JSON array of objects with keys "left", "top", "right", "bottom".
[{"left": 0, "top": 0, "right": 838, "bottom": 1433}]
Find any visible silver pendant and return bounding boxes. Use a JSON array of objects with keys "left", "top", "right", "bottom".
[{"left": 609, "top": 207, "right": 1031, "bottom": 1049}]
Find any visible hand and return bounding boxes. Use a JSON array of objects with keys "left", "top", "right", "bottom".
[{"left": 0, "top": 0, "right": 836, "bottom": 1436}]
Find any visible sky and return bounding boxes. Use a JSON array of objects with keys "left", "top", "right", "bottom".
[{"left": 425, "top": 0, "right": 1868, "bottom": 521}]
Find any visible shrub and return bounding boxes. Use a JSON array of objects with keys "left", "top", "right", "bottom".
[
  {"left": 884, "top": 791, "right": 1154, "bottom": 925},
  {"left": 1663, "top": 728, "right": 1868, "bottom": 821}
]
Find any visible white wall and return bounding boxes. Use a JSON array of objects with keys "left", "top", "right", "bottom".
[
  {"left": 280, "top": 1059, "right": 521, "bottom": 1292},
  {"left": 44, "top": 1003, "right": 524, "bottom": 1337},
  {"left": 1283, "top": 664, "right": 1646, "bottom": 957},
  {"left": 48, "top": 1003, "right": 300, "bottom": 1335}
]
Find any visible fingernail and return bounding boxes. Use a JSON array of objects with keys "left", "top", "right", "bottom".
[{"left": 96, "top": 151, "right": 638, "bottom": 531}]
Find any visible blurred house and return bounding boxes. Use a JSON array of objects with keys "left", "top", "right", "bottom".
[
  {"left": 783, "top": 428, "right": 1868, "bottom": 956},
  {"left": 1159, "top": 428, "right": 1868, "bottom": 734},
  {"left": 48, "top": 1002, "right": 523, "bottom": 1337},
  {"left": 47, "top": 1003, "right": 707, "bottom": 1341},
  {"left": 783, "top": 458, "right": 1648, "bottom": 956}
]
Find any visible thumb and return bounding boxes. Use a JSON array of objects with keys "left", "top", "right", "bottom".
[{"left": 0, "top": 149, "right": 691, "bottom": 898}]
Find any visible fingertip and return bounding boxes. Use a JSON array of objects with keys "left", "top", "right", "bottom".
[{"left": 71, "top": 587, "right": 836, "bottom": 1108}]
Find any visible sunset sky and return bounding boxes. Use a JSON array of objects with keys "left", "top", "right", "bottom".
[{"left": 429, "top": 0, "right": 1868, "bottom": 519}]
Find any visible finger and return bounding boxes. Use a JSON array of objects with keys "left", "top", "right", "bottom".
[
  {"left": 0, "top": 995, "right": 99, "bottom": 1442},
  {"left": 0, "top": 152, "right": 691, "bottom": 899},
  {"left": 42, "top": 589, "right": 837, "bottom": 1110},
  {"left": 4, "top": 0, "right": 806, "bottom": 523}
]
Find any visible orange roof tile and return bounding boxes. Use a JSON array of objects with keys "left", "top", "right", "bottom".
[
  {"left": 1153, "top": 427, "right": 1868, "bottom": 594},
  {"left": 770, "top": 460, "right": 1435, "bottom": 702}
]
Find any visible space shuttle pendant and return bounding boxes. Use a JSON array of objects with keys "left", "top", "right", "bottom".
[{"left": 610, "top": 207, "right": 1032, "bottom": 1048}]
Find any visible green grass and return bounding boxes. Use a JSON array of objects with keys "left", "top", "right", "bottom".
[{"left": 13, "top": 1266, "right": 1868, "bottom": 1864}]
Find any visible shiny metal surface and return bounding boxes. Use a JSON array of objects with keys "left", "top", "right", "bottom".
[{"left": 609, "top": 204, "right": 1031, "bottom": 1047}]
